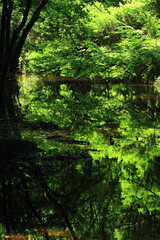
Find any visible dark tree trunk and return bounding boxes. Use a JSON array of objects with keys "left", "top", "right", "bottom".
[
  {"left": 0, "top": 1, "right": 50, "bottom": 235},
  {"left": 0, "top": 1, "right": 7, "bottom": 67},
  {"left": 0, "top": 0, "right": 48, "bottom": 119},
  {"left": 9, "top": 0, "right": 49, "bottom": 75}
]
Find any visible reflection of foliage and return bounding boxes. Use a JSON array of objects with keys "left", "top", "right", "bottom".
[{"left": 3, "top": 79, "right": 160, "bottom": 239}]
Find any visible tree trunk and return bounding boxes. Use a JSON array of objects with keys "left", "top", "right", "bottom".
[{"left": 0, "top": 0, "right": 48, "bottom": 119}]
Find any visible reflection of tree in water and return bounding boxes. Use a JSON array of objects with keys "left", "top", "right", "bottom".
[
  {"left": 0, "top": 137, "right": 40, "bottom": 234},
  {"left": 2, "top": 80, "right": 160, "bottom": 239},
  {"left": 0, "top": 124, "right": 120, "bottom": 240}
]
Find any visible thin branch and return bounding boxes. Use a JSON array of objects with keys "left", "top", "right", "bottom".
[
  {"left": 124, "top": 177, "right": 160, "bottom": 198},
  {"left": 41, "top": 181, "right": 78, "bottom": 240},
  {"left": 10, "top": 0, "right": 32, "bottom": 48},
  {"left": 20, "top": 175, "right": 50, "bottom": 240}
]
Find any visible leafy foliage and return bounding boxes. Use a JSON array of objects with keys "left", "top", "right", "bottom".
[{"left": 24, "top": 0, "right": 160, "bottom": 83}]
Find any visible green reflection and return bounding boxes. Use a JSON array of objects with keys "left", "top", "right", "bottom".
[{"left": 1, "top": 76, "right": 160, "bottom": 239}]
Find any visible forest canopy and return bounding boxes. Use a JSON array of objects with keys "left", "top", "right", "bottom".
[
  {"left": 1, "top": 0, "right": 160, "bottom": 83},
  {"left": 20, "top": 0, "right": 160, "bottom": 83}
]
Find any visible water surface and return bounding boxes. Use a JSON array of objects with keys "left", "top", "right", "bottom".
[{"left": 1, "top": 75, "right": 160, "bottom": 240}]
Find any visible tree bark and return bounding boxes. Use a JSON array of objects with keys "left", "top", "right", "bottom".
[
  {"left": 0, "top": 0, "right": 7, "bottom": 70},
  {"left": 0, "top": 0, "right": 48, "bottom": 118},
  {"left": 9, "top": 0, "right": 48, "bottom": 75}
]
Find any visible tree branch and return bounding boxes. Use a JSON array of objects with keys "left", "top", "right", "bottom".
[
  {"left": 5, "top": 0, "right": 13, "bottom": 51},
  {"left": 41, "top": 181, "right": 78, "bottom": 240},
  {"left": 20, "top": 175, "right": 50, "bottom": 240},
  {"left": 10, "top": 0, "right": 32, "bottom": 48},
  {"left": 0, "top": 0, "right": 7, "bottom": 68},
  {"left": 9, "top": 0, "right": 48, "bottom": 74}
]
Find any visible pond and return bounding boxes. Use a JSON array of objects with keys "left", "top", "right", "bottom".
[{"left": 1, "top": 74, "right": 160, "bottom": 240}]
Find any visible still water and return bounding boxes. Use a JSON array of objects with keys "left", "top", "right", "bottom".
[{"left": 1, "top": 75, "right": 160, "bottom": 240}]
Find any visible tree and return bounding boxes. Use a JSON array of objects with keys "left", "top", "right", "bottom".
[
  {"left": 0, "top": 0, "right": 120, "bottom": 119},
  {"left": 0, "top": 0, "right": 48, "bottom": 118}
]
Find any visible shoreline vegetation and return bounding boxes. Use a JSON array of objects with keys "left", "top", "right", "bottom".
[
  {"left": 0, "top": 0, "right": 160, "bottom": 118},
  {"left": 21, "top": 0, "right": 160, "bottom": 84}
]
